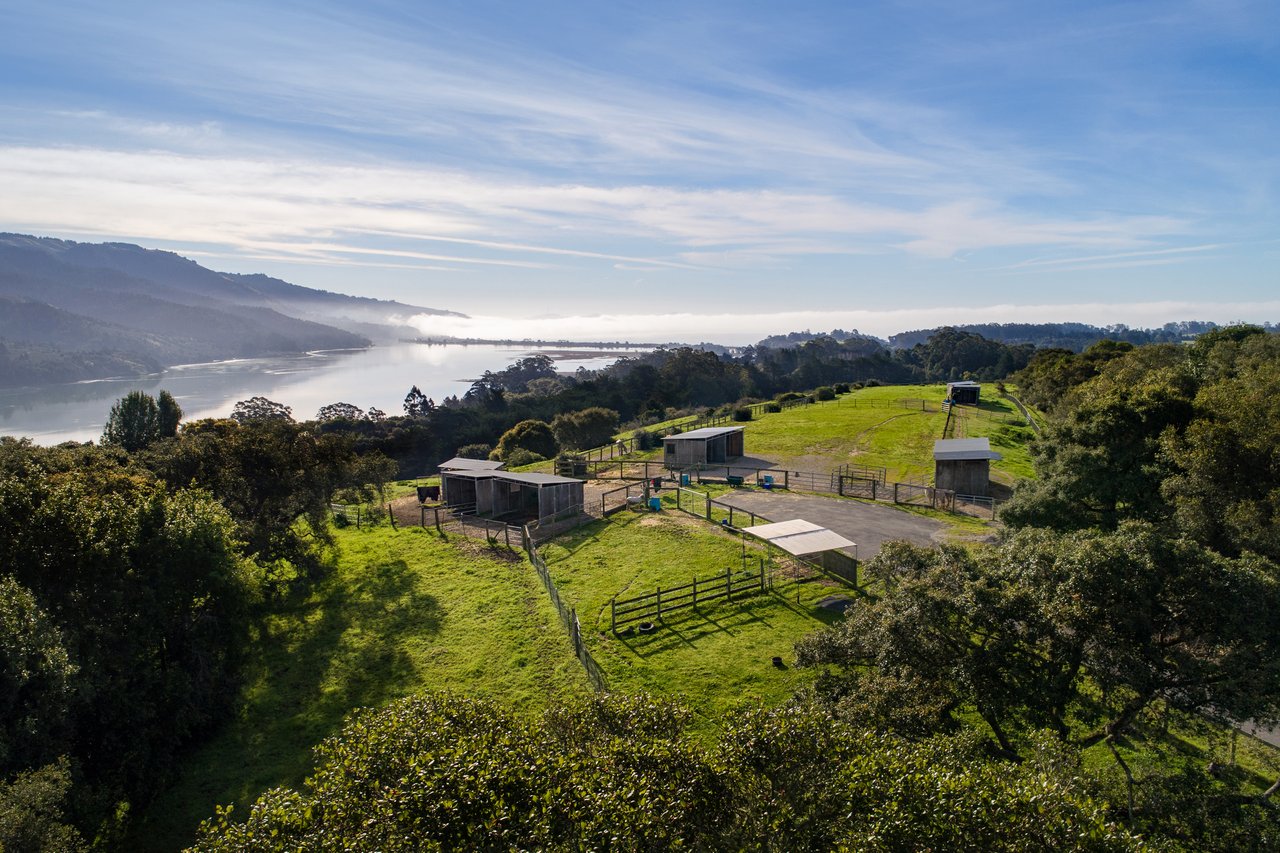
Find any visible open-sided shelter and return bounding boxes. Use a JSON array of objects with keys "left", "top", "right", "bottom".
[
  {"left": 663, "top": 426, "right": 745, "bottom": 467},
  {"left": 438, "top": 457, "right": 506, "bottom": 512},
  {"left": 439, "top": 466, "right": 583, "bottom": 523},
  {"left": 741, "top": 518, "right": 859, "bottom": 580},
  {"left": 933, "top": 437, "right": 1002, "bottom": 496},
  {"left": 946, "top": 380, "right": 981, "bottom": 405}
]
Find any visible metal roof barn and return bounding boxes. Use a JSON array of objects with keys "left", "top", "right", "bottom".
[
  {"left": 663, "top": 426, "right": 745, "bottom": 466},
  {"left": 437, "top": 457, "right": 506, "bottom": 472},
  {"left": 933, "top": 438, "right": 1002, "bottom": 497}
]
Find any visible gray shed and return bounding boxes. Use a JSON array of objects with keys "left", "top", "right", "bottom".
[
  {"left": 933, "top": 438, "right": 1002, "bottom": 496},
  {"left": 946, "top": 381, "right": 981, "bottom": 405},
  {"left": 663, "top": 426, "right": 745, "bottom": 467},
  {"left": 440, "top": 468, "right": 583, "bottom": 522}
]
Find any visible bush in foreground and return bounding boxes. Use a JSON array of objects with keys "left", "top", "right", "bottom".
[{"left": 193, "top": 693, "right": 1137, "bottom": 852}]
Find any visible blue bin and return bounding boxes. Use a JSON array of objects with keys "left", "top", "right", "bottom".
[
  {"left": 680, "top": 474, "right": 690, "bottom": 486},
  {"left": 762, "top": 475, "right": 773, "bottom": 487},
  {"left": 649, "top": 497, "right": 662, "bottom": 511}
]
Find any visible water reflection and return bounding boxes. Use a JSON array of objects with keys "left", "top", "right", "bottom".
[{"left": 0, "top": 343, "right": 646, "bottom": 445}]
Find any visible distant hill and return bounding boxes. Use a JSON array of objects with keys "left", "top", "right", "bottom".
[
  {"left": 885, "top": 321, "right": 1241, "bottom": 352},
  {"left": 0, "top": 234, "right": 463, "bottom": 387}
]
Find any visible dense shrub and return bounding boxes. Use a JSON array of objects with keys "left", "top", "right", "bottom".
[
  {"left": 764, "top": 402, "right": 782, "bottom": 413},
  {"left": 504, "top": 448, "right": 546, "bottom": 468},
  {"left": 490, "top": 420, "right": 558, "bottom": 462},
  {"left": 834, "top": 382, "right": 850, "bottom": 394},
  {"left": 731, "top": 407, "right": 752, "bottom": 422},
  {"left": 455, "top": 443, "right": 491, "bottom": 460},
  {"left": 776, "top": 392, "right": 804, "bottom": 403},
  {"left": 815, "top": 386, "right": 836, "bottom": 401},
  {"left": 550, "top": 407, "right": 620, "bottom": 451},
  {"left": 632, "top": 428, "right": 658, "bottom": 450},
  {"left": 192, "top": 693, "right": 1140, "bottom": 851}
]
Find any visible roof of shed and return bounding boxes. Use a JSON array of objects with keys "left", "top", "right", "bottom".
[
  {"left": 933, "top": 438, "right": 1003, "bottom": 461},
  {"left": 438, "top": 457, "right": 506, "bottom": 472},
  {"left": 741, "top": 519, "right": 856, "bottom": 556},
  {"left": 440, "top": 469, "right": 501, "bottom": 480},
  {"left": 494, "top": 472, "right": 582, "bottom": 487},
  {"left": 663, "top": 426, "right": 745, "bottom": 441},
  {"left": 947, "top": 380, "right": 981, "bottom": 388}
]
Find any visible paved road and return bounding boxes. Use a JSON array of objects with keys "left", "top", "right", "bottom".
[{"left": 714, "top": 490, "right": 947, "bottom": 561}]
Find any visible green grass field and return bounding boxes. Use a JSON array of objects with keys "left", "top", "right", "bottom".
[
  {"left": 537, "top": 509, "right": 851, "bottom": 731},
  {"left": 135, "top": 524, "right": 587, "bottom": 851}
]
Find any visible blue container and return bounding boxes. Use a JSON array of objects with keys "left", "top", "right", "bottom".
[
  {"left": 649, "top": 497, "right": 662, "bottom": 511},
  {"left": 762, "top": 475, "right": 774, "bottom": 486},
  {"left": 681, "top": 474, "right": 690, "bottom": 486}
]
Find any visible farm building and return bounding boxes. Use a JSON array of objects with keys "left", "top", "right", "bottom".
[
  {"left": 438, "top": 457, "right": 506, "bottom": 472},
  {"left": 663, "top": 426, "right": 745, "bottom": 467},
  {"left": 946, "top": 380, "right": 981, "bottom": 405},
  {"left": 933, "top": 438, "right": 1002, "bottom": 496},
  {"left": 440, "top": 468, "right": 583, "bottom": 522}
]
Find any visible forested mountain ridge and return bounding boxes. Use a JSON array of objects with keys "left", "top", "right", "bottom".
[{"left": 0, "top": 234, "right": 461, "bottom": 387}]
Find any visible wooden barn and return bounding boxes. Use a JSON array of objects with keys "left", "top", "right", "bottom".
[
  {"left": 946, "top": 380, "right": 981, "bottom": 405},
  {"left": 933, "top": 438, "right": 1002, "bottom": 496},
  {"left": 663, "top": 426, "right": 745, "bottom": 467},
  {"left": 439, "top": 468, "right": 583, "bottom": 523}
]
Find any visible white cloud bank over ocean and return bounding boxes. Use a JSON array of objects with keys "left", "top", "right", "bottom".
[{"left": 406, "top": 301, "right": 1280, "bottom": 347}]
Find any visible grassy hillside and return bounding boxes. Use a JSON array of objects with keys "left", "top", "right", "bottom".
[
  {"left": 538, "top": 509, "right": 850, "bottom": 731},
  {"left": 620, "top": 383, "right": 1039, "bottom": 488},
  {"left": 135, "top": 523, "right": 587, "bottom": 851}
]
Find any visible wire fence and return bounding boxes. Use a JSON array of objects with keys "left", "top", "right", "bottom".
[{"left": 525, "top": 537, "right": 607, "bottom": 692}]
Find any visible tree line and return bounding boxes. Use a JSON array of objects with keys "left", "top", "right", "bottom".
[{"left": 306, "top": 328, "right": 1035, "bottom": 475}]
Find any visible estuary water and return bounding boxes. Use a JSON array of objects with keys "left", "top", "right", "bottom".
[{"left": 0, "top": 342, "right": 648, "bottom": 445}]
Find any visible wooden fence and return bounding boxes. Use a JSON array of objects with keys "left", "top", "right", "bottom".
[
  {"left": 524, "top": 537, "right": 607, "bottom": 692},
  {"left": 600, "top": 481, "right": 650, "bottom": 515},
  {"left": 610, "top": 562, "right": 769, "bottom": 631},
  {"left": 419, "top": 505, "right": 525, "bottom": 549},
  {"left": 671, "top": 487, "right": 770, "bottom": 528}
]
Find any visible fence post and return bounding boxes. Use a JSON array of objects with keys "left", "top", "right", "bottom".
[
  {"left": 893, "top": 482, "right": 900, "bottom": 504},
  {"left": 692, "top": 576, "right": 697, "bottom": 608},
  {"left": 504, "top": 525, "right": 510, "bottom": 548},
  {"left": 705, "top": 494, "right": 711, "bottom": 521},
  {"left": 388, "top": 504, "right": 396, "bottom": 529},
  {"left": 656, "top": 586, "right": 662, "bottom": 620},
  {"left": 420, "top": 505, "right": 425, "bottom": 528},
  {"left": 726, "top": 565, "right": 733, "bottom": 602}
]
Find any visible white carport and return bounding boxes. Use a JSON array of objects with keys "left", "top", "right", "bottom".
[
  {"left": 741, "top": 518, "right": 856, "bottom": 557},
  {"left": 741, "top": 518, "right": 860, "bottom": 586}
]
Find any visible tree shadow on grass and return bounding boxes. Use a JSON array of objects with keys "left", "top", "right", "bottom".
[
  {"left": 133, "top": 556, "right": 441, "bottom": 851},
  {"left": 611, "top": 598, "right": 787, "bottom": 659}
]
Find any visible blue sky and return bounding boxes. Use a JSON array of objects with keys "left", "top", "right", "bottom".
[{"left": 0, "top": 0, "right": 1277, "bottom": 341}]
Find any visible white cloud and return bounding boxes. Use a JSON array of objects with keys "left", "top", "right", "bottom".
[{"left": 0, "top": 144, "right": 1189, "bottom": 274}]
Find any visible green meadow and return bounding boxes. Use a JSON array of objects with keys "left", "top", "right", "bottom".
[{"left": 134, "top": 523, "right": 587, "bottom": 850}]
